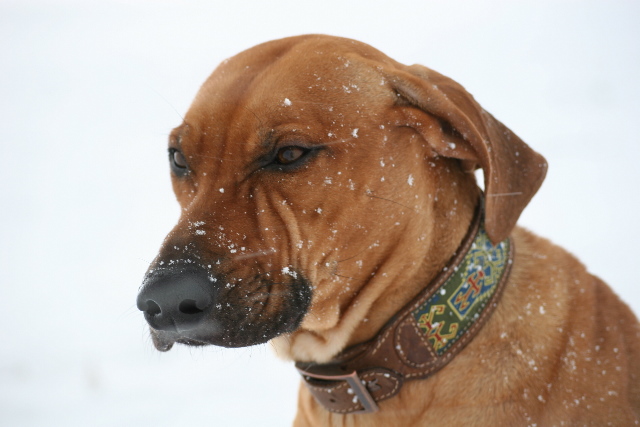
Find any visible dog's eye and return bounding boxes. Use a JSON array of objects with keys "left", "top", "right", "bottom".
[
  {"left": 169, "top": 148, "right": 188, "bottom": 174},
  {"left": 275, "top": 146, "right": 308, "bottom": 165}
]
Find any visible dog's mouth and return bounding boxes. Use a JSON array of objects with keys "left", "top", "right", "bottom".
[
  {"left": 148, "top": 306, "right": 308, "bottom": 352},
  {"left": 147, "top": 304, "right": 309, "bottom": 352},
  {"left": 150, "top": 329, "right": 211, "bottom": 352},
  {"left": 150, "top": 329, "right": 178, "bottom": 352},
  {"left": 138, "top": 264, "right": 313, "bottom": 352}
]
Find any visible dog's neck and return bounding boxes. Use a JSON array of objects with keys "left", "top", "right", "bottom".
[
  {"left": 295, "top": 204, "right": 513, "bottom": 414},
  {"left": 348, "top": 191, "right": 479, "bottom": 348}
]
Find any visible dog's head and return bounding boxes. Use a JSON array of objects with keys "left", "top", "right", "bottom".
[{"left": 137, "top": 35, "right": 546, "bottom": 356}]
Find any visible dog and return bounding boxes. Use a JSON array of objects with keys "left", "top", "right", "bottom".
[{"left": 137, "top": 35, "right": 640, "bottom": 426}]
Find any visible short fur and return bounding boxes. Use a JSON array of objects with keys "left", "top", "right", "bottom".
[{"left": 143, "top": 35, "right": 640, "bottom": 426}]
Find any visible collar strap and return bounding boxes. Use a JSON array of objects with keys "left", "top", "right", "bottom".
[{"left": 296, "top": 207, "right": 513, "bottom": 414}]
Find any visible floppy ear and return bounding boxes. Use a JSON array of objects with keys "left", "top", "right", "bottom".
[{"left": 383, "top": 64, "right": 547, "bottom": 244}]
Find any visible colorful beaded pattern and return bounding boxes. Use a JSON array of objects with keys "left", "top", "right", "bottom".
[{"left": 413, "top": 226, "right": 510, "bottom": 356}]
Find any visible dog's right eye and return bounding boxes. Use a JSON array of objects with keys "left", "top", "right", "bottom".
[
  {"left": 169, "top": 148, "right": 189, "bottom": 175},
  {"left": 257, "top": 143, "right": 322, "bottom": 173},
  {"left": 275, "top": 146, "right": 309, "bottom": 165}
]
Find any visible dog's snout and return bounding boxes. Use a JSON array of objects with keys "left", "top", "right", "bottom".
[{"left": 137, "top": 267, "right": 214, "bottom": 332}]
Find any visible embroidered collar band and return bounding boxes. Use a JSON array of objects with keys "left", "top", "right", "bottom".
[{"left": 295, "top": 206, "right": 514, "bottom": 414}]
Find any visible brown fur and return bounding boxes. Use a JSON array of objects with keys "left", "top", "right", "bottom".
[{"left": 158, "top": 35, "right": 640, "bottom": 425}]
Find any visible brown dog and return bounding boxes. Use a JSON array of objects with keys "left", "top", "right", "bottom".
[{"left": 137, "top": 35, "right": 640, "bottom": 425}]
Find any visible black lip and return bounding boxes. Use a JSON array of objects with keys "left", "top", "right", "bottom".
[{"left": 175, "top": 285, "right": 311, "bottom": 348}]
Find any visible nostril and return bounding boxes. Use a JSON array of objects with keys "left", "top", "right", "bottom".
[
  {"left": 145, "top": 300, "right": 162, "bottom": 316},
  {"left": 179, "top": 299, "right": 204, "bottom": 315}
]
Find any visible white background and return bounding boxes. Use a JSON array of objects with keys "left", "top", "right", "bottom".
[{"left": 1, "top": 1, "right": 638, "bottom": 426}]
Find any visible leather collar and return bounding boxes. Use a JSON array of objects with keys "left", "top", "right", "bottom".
[{"left": 296, "top": 206, "right": 513, "bottom": 414}]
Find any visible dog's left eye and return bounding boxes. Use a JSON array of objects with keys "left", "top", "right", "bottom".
[
  {"left": 169, "top": 148, "right": 189, "bottom": 175},
  {"left": 275, "top": 146, "right": 309, "bottom": 165}
]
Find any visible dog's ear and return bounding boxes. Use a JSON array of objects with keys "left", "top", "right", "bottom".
[{"left": 384, "top": 64, "right": 547, "bottom": 244}]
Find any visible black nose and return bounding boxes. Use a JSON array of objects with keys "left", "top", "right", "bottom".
[{"left": 137, "top": 266, "right": 215, "bottom": 332}]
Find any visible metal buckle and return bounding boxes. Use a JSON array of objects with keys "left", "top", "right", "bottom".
[{"left": 297, "top": 366, "right": 379, "bottom": 414}]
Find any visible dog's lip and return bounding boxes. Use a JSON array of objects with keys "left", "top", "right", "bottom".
[
  {"left": 150, "top": 328, "right": 214, "bottom": 351},
  {"left": 149, "top": 324, "right": 224, "bottom": 350},
  {"left": 150, "top": 329, "right": 177, "bottom": 352}
]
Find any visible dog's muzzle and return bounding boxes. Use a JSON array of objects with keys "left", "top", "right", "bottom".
[{"left": 137, "top": 256, "right": 312, "bottom": 351}]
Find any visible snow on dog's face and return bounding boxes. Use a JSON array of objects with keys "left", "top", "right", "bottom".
[
  {"left": 138, "top": 37, "right": 418, "bottom": 352},
  {"left": 137, "top": 35, "right": 545, "bottom": 357}
]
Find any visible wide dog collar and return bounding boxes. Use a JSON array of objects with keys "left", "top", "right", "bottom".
[{"left": 296, "top": 206, "right": 513, "bottom": 414}]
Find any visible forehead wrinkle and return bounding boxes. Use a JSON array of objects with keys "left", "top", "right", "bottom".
[
  {"left": 188, "top": 45, "right": 375, "bottom": 163},
  {"left": 260, "top": 128, "right": 277, "bottom": 151},
  {"left": 227, "top": 102, "right": 276, "bottom": 152}
]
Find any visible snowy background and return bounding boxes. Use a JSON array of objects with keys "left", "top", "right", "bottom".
[{"left": 1, "top": 1, "right": 639, "bottom": 426}]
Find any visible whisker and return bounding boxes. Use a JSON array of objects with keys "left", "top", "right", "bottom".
[
  {"left": 249, "top": 291, "right": 290, "bottom": 296},
  {"left": 147, "top": 85, "right": 184, "bottom": 121},
  {"left": 119, "top": 304, "right": 143, "bottom": 320},
  {"left": 487, "top": 192, "right": 523, "bottom": 197},
  {"left": 366, "top": 190, "right": 414, "bottom": 211},
  {"left": 254, "top": 281, "right": 288, "bottom": 289},
  {"left": 322, "top": 137, "right": 357, "bottom": 146},
  {"left": 232, "top": 248, "right": 277, "bottom": 261},
  {"left": 336, "top": 247, "right": 369, "bottom": 263},
  {"left": 333, "top": 273, "right": 356, "bottom": 280},
  {"left": 244, "top": 291, "right": 291, "bottom": 301},
  {"left": 241, "top": 105, "right": 268, "bottom": 129},
  {"left": 251, "top": 271, "right": 284, "bottom": 281}
]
